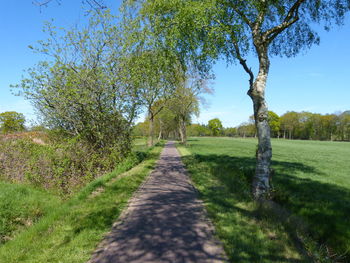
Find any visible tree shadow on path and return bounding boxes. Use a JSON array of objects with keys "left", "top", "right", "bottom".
[{"left": 89, "top": 150, "right": 226, "bottom": 263}]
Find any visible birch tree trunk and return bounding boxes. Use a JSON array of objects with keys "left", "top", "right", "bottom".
[
  {"left": 178, "top": 117, "right": 187, "bottom": 144},
  {"left": 158, "top": 119, "right": 163, "bottom": 141},
  {"left": 148, "top": 112, "right": 154, "bottom": 147},
  {"left": 249, "top": 43, "right": 272, "bottom": 199},
  {"left": 179, "top": 125, "right": 184, "bottom": 143}
]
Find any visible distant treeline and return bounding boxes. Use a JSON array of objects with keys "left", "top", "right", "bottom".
[{"left": 186, "top": 111, "right": 350, "bottom": 141}]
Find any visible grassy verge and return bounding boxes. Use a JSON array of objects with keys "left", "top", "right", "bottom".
[
  {"left": 177, "top": 137, "right": 350, "bottom": 262},
  {"left": 0, "top": 143, "right": 163, "bottom": 263},
  {"left": 0, "top": 182, "right": 61, "bottom": 245}
]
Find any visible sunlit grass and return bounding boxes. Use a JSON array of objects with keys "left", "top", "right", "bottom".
[
  {"left": 0, "top": 182, "right": 61, "bottom": 245},
  {"left": 177, "top": 137, "right": 350, "bottom": 262}
]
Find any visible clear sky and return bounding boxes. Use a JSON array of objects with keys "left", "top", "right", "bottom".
[{"left": 0, "top": 1, "right": 349, "bottom": 127}]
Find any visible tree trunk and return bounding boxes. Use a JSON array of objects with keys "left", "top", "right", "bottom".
[
  {"left": 158, "top": 119, "right": 163, "bottom": 141},
  {"left": 248, "top": 44, "right": 272, "bottom": 200},
  {"left": 178, "top": 117, "right": 187, "bottom": 144},
  {"left": 148, "top": 113, "right": 154, "bottom": 147}
]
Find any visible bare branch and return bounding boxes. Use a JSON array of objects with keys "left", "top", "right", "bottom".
[
  {"left": 33, "top": 0, "right": 107, "bottom": 10},
  {"left": 32, "top": 0, "right": 54, "bottom": 6},
  {"left": 233, "top": 42, "right": 254, "bottom": 91},
  {"left": 84, "top": 0, "right": 107, "bottom": 10}
]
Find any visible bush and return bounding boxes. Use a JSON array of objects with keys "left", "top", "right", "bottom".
[{"left": 0, "top": 135, "right": 130, "bottom": 197}]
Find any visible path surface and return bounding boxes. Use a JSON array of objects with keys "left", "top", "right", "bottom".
[{"left": 88, "top": 141, "right": 227, "bottom": 263}]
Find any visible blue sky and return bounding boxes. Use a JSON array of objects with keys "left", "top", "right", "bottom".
[{"left": 1, "top": 1, "right": 349, "bottom": 127}]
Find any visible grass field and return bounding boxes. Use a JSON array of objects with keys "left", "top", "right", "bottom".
[
  {"left": 177, "top": 137, "right": 350, "bottom": 262},
  {"left": 0, "top": 140, "right": 162, "bottom": 263}
]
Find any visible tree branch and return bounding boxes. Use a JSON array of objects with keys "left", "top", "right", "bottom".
[
  {"left": 253, "top": 0, "right": 268, "bottom": 34},
  {"left": 85, "top": 0, "right": 107, "bottom": 10},
  {"left": 233, "top": 42, "right": 254, "bottom": 91},
  {"left": 264, "top": 0, "right": 306, "bottom": 42},
  {"left": 228, "top": 3, "right": 254, "bottom": 29},
  {"left": 33, "top": 0, "right": 107, "bottom": 10},
  {"left": 32, "top": 0, "right": 54, "bottom": 6}
]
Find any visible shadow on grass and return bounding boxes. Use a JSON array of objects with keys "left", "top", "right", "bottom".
[{"left": 181, "top": 153, "right": 350, "bottom": 262}]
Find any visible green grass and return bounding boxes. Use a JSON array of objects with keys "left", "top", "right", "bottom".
[
  {"left": 0, "top": 143, "right": 163, "bottom": 263},
  {"left": 177, "top": 137, "right": 350, "bottom": 262},
  {"left": 0, "top": 182, "right": 61, "bottom": 244}
]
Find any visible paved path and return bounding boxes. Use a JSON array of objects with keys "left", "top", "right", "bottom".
[{"left": 88, "top": 141, "right": 227, "bottom": 263}]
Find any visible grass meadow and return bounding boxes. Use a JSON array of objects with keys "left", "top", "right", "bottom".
[{"left": 177, "top": 137, "right": 350, "bottom": 263}]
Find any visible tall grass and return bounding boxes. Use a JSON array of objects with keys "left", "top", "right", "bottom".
[{"left": 0, "top": 182, "right": 60, "bottom": 245}]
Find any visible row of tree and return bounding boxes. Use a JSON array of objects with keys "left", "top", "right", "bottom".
[
  {"left": 233, "top": 110, "right": 350, "bottom": 141},
  {"left": 179, "top": 110, "right": 350, "bottom": 142}
]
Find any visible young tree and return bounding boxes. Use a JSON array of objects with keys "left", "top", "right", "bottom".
[
  {"left": 153, "top": 105, "right": 178, "bottom": 140},
  {"left": 121, "top": 47, "right": 183, "bottom": 146},
  {"left": 208, "top": 118, "right": 223, "bottom": 136},
  {"left": 124, "top": 0, "right": 350, "bottom": 199},
  {"left": 0, "top": 111, "right": 26, "bottom": 134},
  {"left": 268, "top": 111, "right": 281, "bottom": 138},
  {"left": 165, "top": 73, "right": 211, "bottom": 143}
]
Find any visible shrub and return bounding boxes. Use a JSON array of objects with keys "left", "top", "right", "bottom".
[{"left": 0, "top": 135, "right": 129, "bottom": 197}]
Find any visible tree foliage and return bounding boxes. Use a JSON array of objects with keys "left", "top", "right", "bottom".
[
  {"left": 268, "top": 111, "right": 281, "bottom": 138},
  {"left": 0, "top": 111, "right": 26, "bottom": 134},
  {"left": 14, "top": 12, "right": 139, "bottom": 152},
  {"left": 229, "top": 110, "right": 350, "bottom": 141},
  {"left": 208, "top": 118, "right": 223, "bottom": 136},
  {"left": 124, "top": 0, "right": 349, "bottom": 70}
]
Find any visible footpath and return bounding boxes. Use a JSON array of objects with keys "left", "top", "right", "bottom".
[{"left": 88, "top": 141, "right": 227, "bottom": 263}]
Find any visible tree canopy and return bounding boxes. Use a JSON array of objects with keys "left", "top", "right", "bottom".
[{"left": 208, "top": 118, "right": 223, "bottom": 136}]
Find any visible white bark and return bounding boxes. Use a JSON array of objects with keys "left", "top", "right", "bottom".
[
  {"left": 178, "top": 117, "right": 187, "bottom": 144},
  {"left": 249, "top": 43, "right": 273, "bottom": 199},
  {"left": 148, "top": 113, "right": 154, "bottom": 147}
]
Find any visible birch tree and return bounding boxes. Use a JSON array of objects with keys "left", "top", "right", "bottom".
[{"left": 123, "top": 0, "right": 350, "bottom": 199}]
